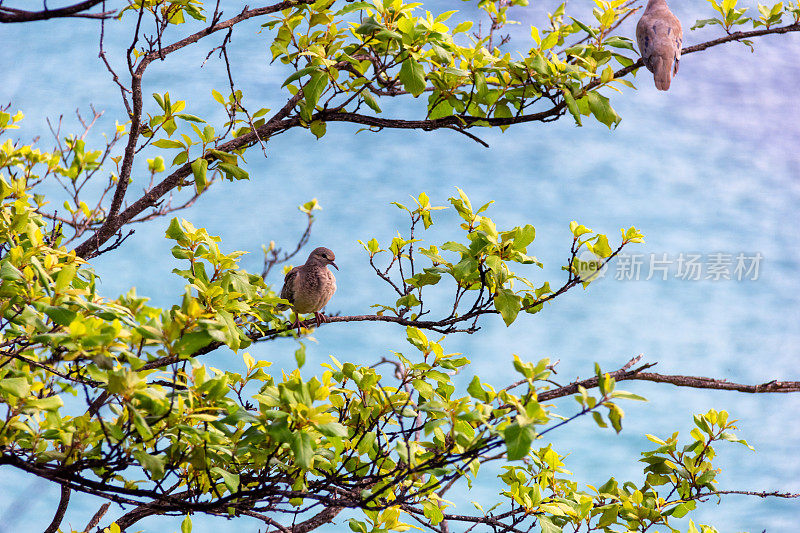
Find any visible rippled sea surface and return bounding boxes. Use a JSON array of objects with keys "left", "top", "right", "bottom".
[{"left": 1, "top": 1, "right": 799, "bottom": 531}]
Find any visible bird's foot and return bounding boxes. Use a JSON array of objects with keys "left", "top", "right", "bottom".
[
  {"left": 314, "top": 312, "right": 328, "bottom": 328},
  {"left": 288, "top": 314, "right": 303, "bottom": 335}
]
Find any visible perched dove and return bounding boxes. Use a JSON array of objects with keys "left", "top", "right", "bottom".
[
  {"left": 278, "top": 247, "right": 338, "bottom": 332},
  {"left": 636, "top": 0, "right": 682, "bottom": 91}
]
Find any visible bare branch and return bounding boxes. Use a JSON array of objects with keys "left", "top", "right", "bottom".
[
  {"left": 43, "top": 484, "right": 71, "bottom": 533},
  {"left": 537, "top": 357, "right": 800, "bottom": 403},
  {"left": 0, "top": 0, "right": 113, "bottom": 23},
  {"left": 83, "top": 503, "right": 111, "bottom": 533},
  {"left": 697, "top": 490, "right": 800, "bottom": 499}
]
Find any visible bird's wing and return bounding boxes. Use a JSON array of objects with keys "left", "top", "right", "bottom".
[
  {"left": 280, "top": 266, "right": 300, "bottom": 304},
  {"left": 636, "top": 17, "right": 649, "bottom": 60},
  {"left": 637, "top": 11, "right": 682, "bottom": 89},
  {"left": 673, "top": 22, "right": 682, "bottom": 75}
]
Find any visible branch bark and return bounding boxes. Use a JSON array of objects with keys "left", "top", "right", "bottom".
[
  {"left": 84, "top": 503, "right": 111, "bottom": 533},
  {"left": 73, "top": 115, "right": 299, "bottom": 258},
  {"left": 537, "top": 356, "right": 800, "bottom": 403},
  {"left": 43, "top": 484, "right": 71, "bottom": 533},
  {"left": 0, "top": 0, "right": 111, "bottom": 22}
]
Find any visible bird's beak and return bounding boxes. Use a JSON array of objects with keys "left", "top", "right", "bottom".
[{"left": 330, "top": 261, "right": 339, "bottom": 271}]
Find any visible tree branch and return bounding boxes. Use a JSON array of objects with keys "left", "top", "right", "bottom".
[
  {"left": 43, "top": 484, "right": 71, "bottom": 533},
  {"left": 83, "top": 502, "right": 111, "bottom": 533},
  {"left": 72, "top": 114, "right": 300, "bottom": 258},
  {"left": 0, "top": 0, "right": 112, "bottom": 22},
  {"left": 537, "top": 355, "right": 800, "bottom": 403},
  {"left": 697, "top": 490, "right": 800, "bottom": 499}
]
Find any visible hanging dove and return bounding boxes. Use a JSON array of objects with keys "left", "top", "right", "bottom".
[
  {"left": 636, "top": 0, "right": 683, "bottom": 91},
  {"left": 278, "top": 247, "right": 338, "bottom": 333}
]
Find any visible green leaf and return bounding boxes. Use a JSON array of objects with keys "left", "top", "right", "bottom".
[
  {"left": 441, "top": 241, "right": 469, "bottom": 253},
  {"left": 26, "top": 396, "right": 63, "bottom": 411},
  {"left": 719, "top": 431, "right": 755, "bottom": 450},
  {"left": 604, "top": 36, "right": 635, "bottom": 50},
  {"left": 396, "top": 293, "right": 421, "bottom": 309},
  {"left": 295, "top": 343, "right": 306, "bottom": 368},
  {"left": 0, "top": 377, "right": 31, "bottom": 398},
  {"left": 587, "top": 92, "right": 621, "bottom": 128},
  {"left": 303, "top": 72, "right": 328, "bottom": 112},
  {"left": 467, "top": 376, "right": 488, "bottom": 401},
  {"left": 569, "top": 221, "right": 592, "bottom": 237},
  {"left": 316, "top": 422, "right": 348, "bottom": 438},
  {"left": 592, "top": 411, "right": 608, "bottom": 428},
  {"left": 503, "top": 422, "right": 535, "bottom": 460},
  {"left": 563, "top": 89, "right": 582, "bottom": 126},
  {"left": 422, "top": 500, "right": 444, "bottom": 525},
  {"left": 493, "top": 102, "right": 512, "bottom": 129},
  {"left": 570, "top": 17, "right": 597, "bottom": 37},
  {"left": 282, "top": 65, "right": 319, "bottom": 88},
  {"left": 211, "top": 467, "right": 240, "bottom": 493},
  {"left": 174, "top": 331, "right": 214, "bottom": 356},
  {"left": 290, "top": 431, "right": 315, "bottom": 469},
  {"left": 412, "top": 378, "right": 435, "bottom": 399},
  {"left": 152, "top": 139, "right": 184, "bottom": 149},
  {"left": 163, "top": 119, "right": 177, "bottom": 137},
  {"left": 152, "top": 92, "right": 165, "bottom": 110},
  {"left": 494, "top": 288, "right": 520, "bottom": 326},
  {"left": 217, "top": 163, "right": 249, "bottom": 180},
  {"left": 132, "top": 408, "right": 153, "bottom": 440},
  {"left": 348, "top": 519, "right": 368, "bottom": 533},
  {"left": 611, "top": 390, "right": 647, "bottom": 402},
  {"left": 607, "top": 403, "right": 624, "bottom": 433},
  {"left": 134, "top": 450, "right": 165, "bottom": 480},
  {"left": 0, "top": 262, "right": 24, "bottom": 281},
  {"left": 44, "top": 306, "right": 77, "bottom": 326},
  {"left": 309, "top": 120, "right": 327, "bottom": 139},
  {"left": 147, "top": 156, "right": 165, "bottom": 173},
  {"left": 181, "top": 515, "right": 192, "bottom": 533},
  {"left": 336, "top": 2, "right": 373, "bottom": 15},
  {"left": 201, "top": 125, "right": 215, "bottom": 143},
  {"left": 191, "top": 158, "right": 208, "bottom": 193},
  {"left": 55, "top": 264, "right": 76, "bottom": 292},
  {"left": 589, "top": 234, "right": 613, "bottom": 258},
  {"left": 399, "top": 57, "right": 426, "bottom": 97},
  {"left": 176, "top": 114, "right": 204, "bottom": 123},
  {"left": 355, "top": 16, "right": 384, "bottom": 34},
  {"left": 165, "top": 218, "right": 188, "bottom": 243},
  {"left": 362, "top": 92, "right": 382, "bottom": 113},
  {"left": 453, "top": 21, "right": 473, "bottom": 33},
  {"left": 670, "top": 500, "right": 696, "bottom": 518},
  {"left": 539, "top": 516, "right": 562, "bottom": 533},
  {"left": 597, "top": 505, "right": 618, "bottom": 527},
  {"left": 405, "top": 270, "right": 441, "bottom": 288}
]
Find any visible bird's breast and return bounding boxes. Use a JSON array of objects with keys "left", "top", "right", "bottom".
[{"left": 291, "top": 268, "right": 336, "bottom": 313}]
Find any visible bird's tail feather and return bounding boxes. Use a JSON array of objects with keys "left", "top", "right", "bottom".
[{"left": 653, "top": 56, "right": 673, "bottom": 91}]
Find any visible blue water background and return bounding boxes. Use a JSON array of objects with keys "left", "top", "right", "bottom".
[{"left": 1, "top": 0, "right": 799, "bottom": 531}]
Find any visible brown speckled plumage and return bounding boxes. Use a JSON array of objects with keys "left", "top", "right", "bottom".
[{"left": 279, "top": 247, "right": 337, "bottom": 331}]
